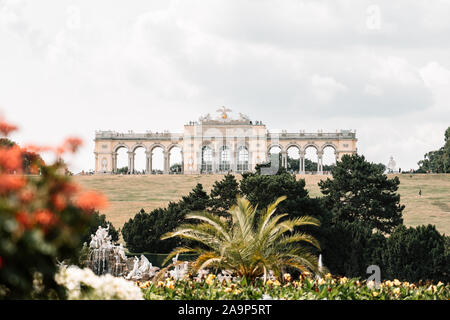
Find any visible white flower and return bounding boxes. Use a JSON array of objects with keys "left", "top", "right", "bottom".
[{"left": 55, "top": 265, "right": 143, "bottom": 300}]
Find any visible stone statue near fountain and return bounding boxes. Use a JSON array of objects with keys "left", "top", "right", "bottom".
[
  {"left": 85, "top": 225, "right": 163, "bottom": 281},
  {"left": 87, "top": 225, "right": 128, "bottom": 276},
  {"left": 125, "top": 255, "right": 159, "bottom": 281}
]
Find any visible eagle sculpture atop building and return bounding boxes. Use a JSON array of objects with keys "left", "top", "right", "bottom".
[{"left": 216, "top": 106, "right": 232, "bottom": 120}]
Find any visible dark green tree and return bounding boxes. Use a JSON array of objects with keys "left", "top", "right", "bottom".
[
  {"left": 115, "top": 166, "right": 128, "bottom": 174},
  {"left": 417, "top": 126, "right": 450, "bottom": 173},
  {"left": 240, "top": 171, "right": 321, "bottom": 219},
  {"left": 170, "top": 163, "right": 182, "bottom": 173},
  {"left": 320, "top": 219, "right": 386, "bottom": 278},
  {"left": 319, "top": 154, "right": 404, "bottom": 234},
  {"left": 208, "top": 174, "right": 240, "bottom": 216},
  {"left": 382, "top": 225, "right": 449, "bottom": 282},
  {"left": 122, "top": 184, "right": 209, "bottom": 253}
]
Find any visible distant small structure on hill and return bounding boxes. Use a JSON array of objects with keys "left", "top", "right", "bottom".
[{"left": 387, "top": 156, "right": 396, "bottom": 173}]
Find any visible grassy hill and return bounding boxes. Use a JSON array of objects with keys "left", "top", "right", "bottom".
[{"left": 74, "top": 173, "right": 450, "bottom": 236}]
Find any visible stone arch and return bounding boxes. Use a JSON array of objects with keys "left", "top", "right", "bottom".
[
  {"left": 149, "top": 143, "right": 166, "bottom": 174},
  {"left": 113, "top": 143, "right": 129, "bottom": 153},
  {"left": 131, "top": 143, "right": 147, "bottom": 153},
  {"left": 112, "top": 143, "right": 129, "bottom": 173},
  {"left": 321, "top": 143, "right": 338, "bottom": 173},
  {"left": 320, "top": 143, "right": 337, "bottom": 153},
  {"left": 286, "top": 144, "right": 301, "bottom": 173},
  {"left": 130, "top": 143, "right": 147, "bottom": 173},
  {"left": 303, "top": 143, "right": 320, "bottom": 173},
  {"left": 302, "top": 143, "right": 319, "bottom": 153},
  {"left": 167, "top": 143, "right": 183, "bottom": 153},
  {"left": 268, "top": 144, "right": 283, "bottom": 154},
  {"left": 167, "top": 144, "right": 183, "bottom": 174},
  {"left": 149, "top": 143, "right": 166, "bottom": 153}
]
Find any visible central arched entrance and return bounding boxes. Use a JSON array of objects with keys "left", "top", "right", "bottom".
[
  {"left": 237, "top": 146, "right": 249, "bottom": 172},
  {"left": 201, "top": 145, "right": 213, "bottom": 173},
  {"left": 219, "top": 146, "right": 231, "bottom": 172}
]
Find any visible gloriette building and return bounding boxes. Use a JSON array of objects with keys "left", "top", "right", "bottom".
[{"left": 94, "top": 107, "right": 357, "bottom": 174}]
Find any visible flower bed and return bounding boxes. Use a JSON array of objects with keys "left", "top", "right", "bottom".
[{"left": 139, "top": 273, "right": 450, "bottom": 300}]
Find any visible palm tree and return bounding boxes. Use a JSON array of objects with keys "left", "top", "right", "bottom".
[{"left": 161, "top": 195, "right": 323, "bottom": 282}]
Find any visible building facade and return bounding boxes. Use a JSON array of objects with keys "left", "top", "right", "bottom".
[{"left": 94, "top": 108, "right": 357, "bottom": 174}]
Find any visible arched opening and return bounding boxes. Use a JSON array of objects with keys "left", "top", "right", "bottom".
[
  {"left": 151, "top": 146, "right": 165, "bottom": 174},
  {"left": 115, "top": 146, "right": 129, "bottom": 174},
  {"left": 237, "top": 146, "right": 249, "bottom": 172},
  {"left": 287, "top": 145, "right": 300, "bottom": 173},
  {"left": 267, "top": 145, "right": 282, "bottom": 169},
  {"left": 133, "top": 146, "right": 146, "bottom": 174},
  {"left": 201, "top": 145, "right": 213, "bottom": 173},
  {"left": 322, "top": 145, "right": 337, "bottom": 174},
  {"left": 219, "top": 146, "right": 231, "bottom": 172},
  {"left": 304, "top": 145, "right": 319, "bottom": 173},
  {"left": 169, "top": 146, "right": 182, "bottom": 174}
]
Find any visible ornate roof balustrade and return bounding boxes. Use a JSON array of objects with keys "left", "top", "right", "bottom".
[{"left": 95, "top": 131, "right": 183, "bottom": 140}]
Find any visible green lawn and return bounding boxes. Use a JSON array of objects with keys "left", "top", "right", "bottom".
[{"left": 74, "top": 173, "right": 450, "bottom": 236}]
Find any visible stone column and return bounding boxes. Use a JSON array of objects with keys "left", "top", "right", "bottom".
[
  {"left": 163, "top": 150, "right": 169, "bottom": 174},
  {"left": 145, "top": 151, "right": 152, "bottom": 174},
  {"left": 127, "top": 151, "right": 134, "bottom": 174},
  {"left": 281, "top": 151, "right": 288, "bottom": 169},
  {"left": 212, "top": 150, "right": 217, "bottom": 173},
  {"left": 180, "top": 151, "right": 184, "bottom": 174},
  {"left": 232, "top": 150, "right": 237, "bottom": 172},
  {"left": 317, "top": 150, "right": 323, "bottom": 174},
  {"left": 299, "top": 151, "right": 305, "bottom": 174},
  {"left": 94, "top": 152, "right": 99, "bottom": 173},
  {"left": 111, "top": 152, "right": 117, "bottom": 173}
]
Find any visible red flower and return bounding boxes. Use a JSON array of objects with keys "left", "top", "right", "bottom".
[
  {"left": 0, "top": 174, "right": 26, "bottom": 194},
  {"left": 60, "top": 182, "right": 80, "bottom": 196},
  {"left": 33, "top": 209, "right": 57, "bottom": 227},
  {"left": 51, "top": 193, "right": 67, "bottom": 211},
  {"left": 19, "top": 189, "right": 34, "bottom": 204},
  {"left": 75, "top": 190, "right": 108, "bottom": 211},
  {"left": 62, "top": 137, "right": 83, "bottom": 153},
  {"left": 22, "top": 144, "right": 53, "bottom": 154},
  {"left": 0, "top": 145, "right": 23, "bottom": 172},
  {"left": 15, "top": 211, "right": 32, "bottom": 229},
  {"left": 0, "top": 256, "right": 3, "bottom": 269},
  {"left": 0, "top": 119, "right": 18, "bottom": 136}
]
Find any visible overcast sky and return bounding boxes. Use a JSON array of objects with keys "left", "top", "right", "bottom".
[{"left": 1, "top": 0, "right": 449, "bottom": 172}]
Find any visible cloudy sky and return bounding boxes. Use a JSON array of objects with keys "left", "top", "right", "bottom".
[{"left": 1, "top": 0, "right": 449, "bottom": 172}]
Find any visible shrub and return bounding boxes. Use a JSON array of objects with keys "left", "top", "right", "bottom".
[
  {"left": 320, "top": 219, "right": 386, "bottom": 278},
  {"left": 0, "top": 118, "right": 108, "bottom": 299},
  {"left": 382, "top": 224, "right": 449, "bottom": 283}
]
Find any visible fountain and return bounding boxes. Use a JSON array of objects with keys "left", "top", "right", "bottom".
[{"left": 87, "top": 225, "right": 128, "bottom": 276}]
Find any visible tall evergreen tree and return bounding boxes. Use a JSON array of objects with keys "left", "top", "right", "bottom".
[
  {"left": 208, "top": 174, "right": 240, "bottom": 216},
  {"left": 319, "top": 153, "right": 404, "bottom": 234}
]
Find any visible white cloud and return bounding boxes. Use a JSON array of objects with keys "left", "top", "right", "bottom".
[
  {"left": 0, "top": 0, "right": 449, "bottom": 172},
  {"left": 311, "top": 74, "right": 348, "bottom": 104}
]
